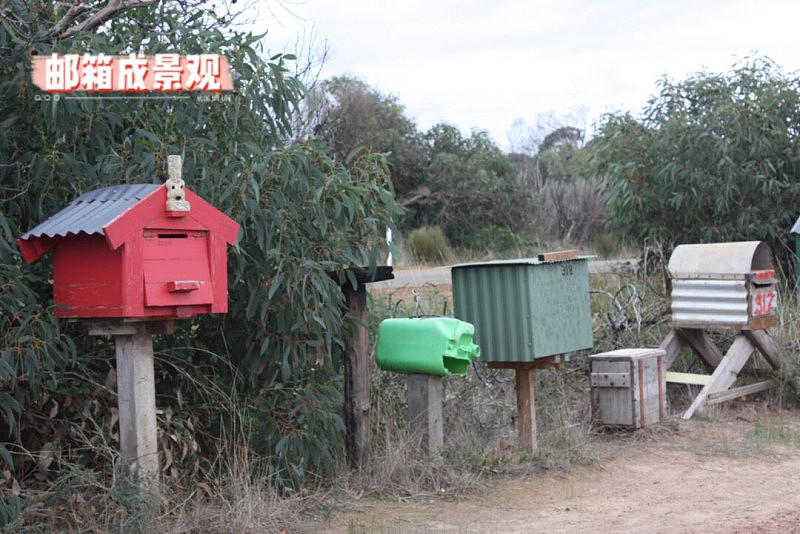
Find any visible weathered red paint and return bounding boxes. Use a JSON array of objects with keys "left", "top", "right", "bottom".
[{"left": 17, "top": 184, "right": 239, "bottom": 319}]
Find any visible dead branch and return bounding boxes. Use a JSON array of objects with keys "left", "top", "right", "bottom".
[{"left": 47, "top": 0, "right": 161, "bottom": 41}]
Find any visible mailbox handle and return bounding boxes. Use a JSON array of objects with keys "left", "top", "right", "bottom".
[{"left": 167, "top": 280, "right": 203, "bottom": 292}]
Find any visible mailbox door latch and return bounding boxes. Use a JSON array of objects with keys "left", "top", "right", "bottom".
[{"left": 167, "top": 280, "right": 203, "bottom": 292}]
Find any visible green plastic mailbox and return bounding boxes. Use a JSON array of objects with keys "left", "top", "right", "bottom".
[{"left": 376, "top": 317, "right": 480, "bottom": 376}]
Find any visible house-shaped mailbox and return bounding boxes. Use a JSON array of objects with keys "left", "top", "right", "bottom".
[{"left": 17, "top": 182, "right": 240, "bottom": 319}]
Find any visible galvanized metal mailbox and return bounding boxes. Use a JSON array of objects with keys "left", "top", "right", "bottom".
[
  {"left": 451, "top": 254, "right": 593, "bottom": 362},
  {"left": 17, "top": 168, "right": 239, "bottom": 320},
  {"left": 667, "top": 241, "right": 778, "bottom": 330},
  {"left": 589, "top": 348, "right": 666, "bottom": 428}
]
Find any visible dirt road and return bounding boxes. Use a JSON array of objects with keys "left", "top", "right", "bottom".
[{"left": 312, "top": 408, "right": 800, "bottom": 533}]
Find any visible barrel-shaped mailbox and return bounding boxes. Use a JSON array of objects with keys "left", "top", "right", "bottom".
[
  {"left": 376, "top": 317, "right": 480, "bottom": 376},
  {"left": 668, "top": 241, "right": 778, "bottom": 330},
  {"left": 451, "top": 256, "right": 593, "bottom": 363}
]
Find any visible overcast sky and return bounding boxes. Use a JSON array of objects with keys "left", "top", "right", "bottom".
[{"left": 256, "top": 0, "right": 800, "bottom": 150}]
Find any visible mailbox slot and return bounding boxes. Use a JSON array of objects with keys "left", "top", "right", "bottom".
[{"left": 143, "top": 229, "right": 213, "bottom": 307}]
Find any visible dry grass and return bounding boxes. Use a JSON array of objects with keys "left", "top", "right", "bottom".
[
  {"left": 337, "top": 419, "right": 488, "bottom": 501},
  {"left": 164, "top": 447, "right": 308, "bottom": 534}
]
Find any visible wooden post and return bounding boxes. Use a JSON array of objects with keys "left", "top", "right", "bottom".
[
  {"left": 677, "top": 328, "right": 724, "bottom": 369},
  {"left": 487, "top": 357, "right": 564, "bottom": 452},
  {"left": 343, "top": 283, "right": 370, "bottom": 468},
  {"left": 660, "top": 328, "right": 724, "bottom": 370},
  {"left": 407, "top": 374, "right": 443, "bottom": 453},
  {"left": 336, "top": 266, "right": 393, "bottom": 470},
  {"left": 88, "top": 321, "right": 165, "bottom": 489},
  {"left": 516, "top": 367, "right": 537, "bottom": 453},
  {"left": 114, "top": 323, "right": 159, "bottom": 483},
  {"left": 682, "top": 334, "right": 755, "bottom": 420},
  {"left": 659, "top": 328, "right": 685, "bottom": 370},
  {"left": 743, "top": 329, "right": 783, "bottom": 370}
]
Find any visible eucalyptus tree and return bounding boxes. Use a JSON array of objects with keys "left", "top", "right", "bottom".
[
  {"left": 592, "top": 58, "right": 800, "bottom": 263},
  {"left": 0, "top": 0, "right": 395, "bottom": 519}
]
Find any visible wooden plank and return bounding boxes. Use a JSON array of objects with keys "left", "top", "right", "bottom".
[
  {"left": 677, "top": 328, "right": 723, "bottom": 369},
  {"left": 659, "top": 329, "right": 685, "bottom": 370},
  {"left": 743, "top": 315, "right": 778, "bottom": 331},
  {"left": 682, "top": 334, "right": 754, "bottom": 420},
  {"left": 538, "top": 249, "right": 578, "bottom": 262},
  {"left": 666, "top": 371, "right": 711, "bottom": 386},
  {"left": 343, "top": 284, "right": 370, "bottom": 468},
  {"left": 516, "top": 367, "right": 537, "bottom": 452},
  {"left": 88, "top": 320, "right": 175, "bottom": 336},
  {"left": 590, "top": 372, "right": 630, "bottom": 388},
  {"left": 115, "top": 324, "right": 159, "bottom": 484},
  {"left": 407, "top": 374, "right": 443, "bottom": 453},
  {"left": 743, "top": 330, "right": 783, "bottom": 370},
  {"left": 706, "top": 380, "right": 776, "bottom": 405},
  {"left": 90, "top": 323, "right": 138, "bottom": 336}
]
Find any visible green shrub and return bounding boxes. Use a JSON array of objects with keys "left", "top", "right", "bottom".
[
  {"left": 406, "top": 226, "right": 452, "bottom": 264},
  {"left": 594, "top": 232, "right": 620, "bottom": 259},
  {"left": 472, "top": 225, "right": 521, "bottom": 253}
]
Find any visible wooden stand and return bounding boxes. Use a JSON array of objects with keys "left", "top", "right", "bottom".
[
  {"left": 660, "top": 327, "right": 782, "bottom": 420},
  {"left": 487, "top": 356, "right": 564, "bottom": 452},
  {"left": 88, "top": 321, "right": 173, "bottom": 486},
  {"left": 407, "top": 374, "right": 443, "bottom": 453}
]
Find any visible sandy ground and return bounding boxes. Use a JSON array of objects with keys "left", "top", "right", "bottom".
[
  {"left": 331, "top": 266, "right": 800, "bottom": 533},
  {"left": 309, "top": 407, "right": 800, "bottom": 533}
]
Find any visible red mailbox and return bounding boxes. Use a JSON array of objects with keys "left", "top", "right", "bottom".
[{"left": 17, "top": 177, "right": 239, "bottom": 319}]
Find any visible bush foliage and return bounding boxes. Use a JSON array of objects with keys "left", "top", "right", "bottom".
[
  {"left": 405, "top": 226, "right": 452, "bottom": 264},
  {"left": 592, "top": 58, "right": 800, "bottom": 263}
]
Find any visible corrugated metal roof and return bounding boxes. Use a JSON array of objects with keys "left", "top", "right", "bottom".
[
  {"left": 667, "top": 241, "right": 773, "bottom": 277},
  {"left": 20, "top": 184, "right": 160, "bottom": 240},
  {"left": 452, "top": 256, "right": 594, "bottom": 270}
]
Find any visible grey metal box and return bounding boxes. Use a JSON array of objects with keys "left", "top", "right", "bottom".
[
  {"left": 451, "top": 257, "right": 593, "bottom": 363},
  {"left": 589, "top": 348, "right": 666, "bottom": 428}
]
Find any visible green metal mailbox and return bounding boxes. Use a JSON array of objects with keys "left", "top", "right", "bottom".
[
  {"left": 451, "top": 256, "right": 593, "bottom": 362},
  {"left": 376, "top": 317, "right": 480, "bottom": 376}
]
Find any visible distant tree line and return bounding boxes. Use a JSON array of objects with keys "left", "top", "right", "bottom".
[
  {"left": 310, "top": 59, "right": 800, "bottom": 270},
  {"left": 307, "top": 75, "right": 605, "bottom": 254}
]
